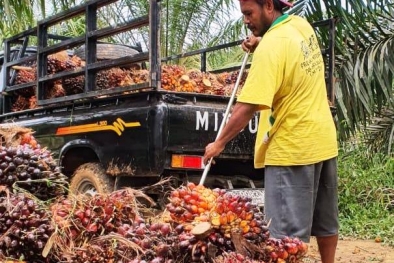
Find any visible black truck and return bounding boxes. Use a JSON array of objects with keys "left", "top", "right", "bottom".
[{"left": 0, "top": 0, "right": 337, "bottom": 205}]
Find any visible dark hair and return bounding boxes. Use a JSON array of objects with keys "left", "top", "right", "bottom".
[{"left": 256, "top": 0, "right": 284, "bottom": 12}]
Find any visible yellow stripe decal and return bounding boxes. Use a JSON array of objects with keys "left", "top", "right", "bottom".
[{"left": 56, "top": 118, "right": 141, "bottom": 136}]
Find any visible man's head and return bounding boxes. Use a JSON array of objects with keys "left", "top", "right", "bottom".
[{"left": 240, "top": 0, "right": 292, "bottom": 37}]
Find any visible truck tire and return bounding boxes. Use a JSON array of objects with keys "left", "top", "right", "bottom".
[
  {"left": 74, "top": 43, "right": 141, "bottom": 69},
  {"left": 70, "top": 163, "right": 114, "bottom": 195}
]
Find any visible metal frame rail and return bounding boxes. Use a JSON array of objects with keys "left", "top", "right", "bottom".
[
  {"left": 312, "top": 17, "right": 339, "bottom": 107},
  {"left": 1, "top": 0, "right": 160, "bottom": 108},
  {"left": 162, "top": 40, "right": 246, "bottom": 74}
]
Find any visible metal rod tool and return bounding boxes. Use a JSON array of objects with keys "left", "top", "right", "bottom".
[{"left": 199, "top": 52, "right": 249, "bottom": 185}]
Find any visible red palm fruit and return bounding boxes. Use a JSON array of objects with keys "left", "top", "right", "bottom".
[
  {"left": 84, "top": 208, "right": 91, "bottom": 217},
  {"left": 183, "top": 194, "right": 192, "bottom": 203},
  {"left": 228, "top": 201, "right": 238, "bottom": 212},
  {"left": 253, "top": 227, "right": 262, "bottom": 234},
  {"left": 20, "top": 133, "right": 32, "bottom": 144},
  {"left": 140, "top": 239, "right": 152, "bottom": 249},
  {"left": 216, "top": 203, "right": 225, "bottom": 214},
  {"left": 184, "top": 211, "right": 194, "bottom": 221},
  {"left": 249, "top": 219, "right": 257, "bottom": 227},
  {"left": 270, "top": 251, "right": 278, "bottom": 260},
  {"left": 86, "top": 223, "right": 98, "bottom": 232},
  {"left": 82, "top": 217, "right": 89, "bottom": 226},
  {"left": 160, "top": 224, "right": 171, "bottom": 236},
  {"left": 242, "top": 225, "right": 250, "bottom": 234},
  {"left": 30, "top": 139, "right": 38, "bottom": 148},
  {"left": 220, "top": 214, "right": 228, "bottom": 225},
  {"left": 183, "top": 204, "right": 191, "bottom": 213},
  {"left": 187, "top": 182, "right": 197, "bottom": 190},
  {"left": 285, "top": 242, "right": 299, "bottom": 255},
  {"left": 191, "top": 190, "right": 200, "bottom": 200},
  {"left": 235, "top": 253, "right": 245, "bottom": 261},
  {"left": 70, "top": 228, "right": 78, "bottom": 239},
  {"left": 245, "top": 212, "right": 253, "bottom": 220},
  {"left": 297, "top": 242, "right": 308, "bottom": 255},
  {"left": 149, "top": 222, "right": 162, "bottom": 232},
  {"left": 209, "top": 233, "right": 217, "bottom": 243},
  {"left": 171, "top": 190, "right": 180, "bottom": 198},
  {"left": 227, "top": 211, "right": 236, "bottom": 223},
  {"left": 239, "top": 220, "right": 249, "bottom": 227},
  {"left": 277, "top": 249, "right": 289, "bottom": 259},
  {"left": 244, "top": 202, "right": 253, "bottom": 211},
  {"left": 178, "top": 188, "right": 187, "bottom": 198},
  {"left": 74, "top": 209, "right": 85, "bottom": 221},
  {"left": 239, "top": 210, "right": 247, "bottom": 220},
  {"left": 174, "top": 206, "right": 184, "bottom": 215},
  {"left": 191, "top": 205, "right": 198, "bottom": 214},
  {"left": 166, "top": 204, "right": 176, "bottom": 214},
  {"left": 234, "top": 206, "right": 243, "bottom": 215},
  {"left": 199, "top": 201, "right": 209, "bottom": 210}
]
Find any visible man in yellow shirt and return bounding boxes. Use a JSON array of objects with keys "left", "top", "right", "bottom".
[{"left": 203, "top": 0, "right": 338, "bottom": 262}]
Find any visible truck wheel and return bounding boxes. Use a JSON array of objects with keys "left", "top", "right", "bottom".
[
  {"left": 70, "top": 163, "right": 114, "bottom": 196},
  {"left": 74, "top": 43, "right": 141, "bottom": 69}
]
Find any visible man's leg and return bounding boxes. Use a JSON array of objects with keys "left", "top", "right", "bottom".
[
  {"left": 317, "top": 234, "right": 338, "bottom": 263},
  {"left": 264, "top": 165, "right": 316, "bottom": 241},
  {"left": 312, "top": 158, "right": 339, "bottom": 263}
]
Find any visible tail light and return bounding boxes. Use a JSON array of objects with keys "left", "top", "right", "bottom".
[{"left": 171, "top": 154, "right": 205, "bottom": 169}]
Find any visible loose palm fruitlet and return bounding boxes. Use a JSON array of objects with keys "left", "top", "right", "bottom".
[
  {"left": 0, "top": 189, "right": 53, "bottom": 262},
  {"left": 0, "top": 143, "right": 68, "bottom": 200}
]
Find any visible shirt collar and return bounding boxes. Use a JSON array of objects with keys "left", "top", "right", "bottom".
[{"left": 270, "top": 14, "right": 289, "bottom": 29}]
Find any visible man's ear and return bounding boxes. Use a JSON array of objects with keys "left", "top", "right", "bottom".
[{"left": 265, "top": 0, "right": 275, "bottom": 11}]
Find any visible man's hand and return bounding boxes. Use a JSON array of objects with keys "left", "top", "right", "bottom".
[
  {"left": 203, "top": 141, "right": 225, "bottom": 165},
  {"left": 241, "top": 35, "right": 261, "bottom": 53}
]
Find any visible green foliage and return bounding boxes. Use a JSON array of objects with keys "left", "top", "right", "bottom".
[{"left": 338, "top": 142, "right": 394, "bottom": 245}]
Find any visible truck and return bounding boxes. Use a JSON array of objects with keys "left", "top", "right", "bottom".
[{"left": 0, "top": 0, "right": 337, "bottom": 206}]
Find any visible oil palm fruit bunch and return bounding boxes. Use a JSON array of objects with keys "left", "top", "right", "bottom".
[
  {"left": 167, "top": 183, "right": 309, "bottom": 263},
  {"left": 262, "top": 236, "right": 308, "bottom": 263},
  {"left": 0, "top": 144, "right": 68, "bottom": 200},
  {"left": 51, "top": 189, "right": 182, "bottom": 263},
  {"left": 0, "top": 189, "right": 53, "bottom": 262},
  {"left": 167, "top": 183, "right": 269, "bottom": 243}
]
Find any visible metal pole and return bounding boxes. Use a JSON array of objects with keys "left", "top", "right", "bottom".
[{"left": 199, "top": 52, "right": 249, "bottom": 186}]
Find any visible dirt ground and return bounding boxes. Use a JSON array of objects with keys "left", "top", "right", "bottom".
[{"left": 304, "top": 237, "right": 394, "bottom": 263}]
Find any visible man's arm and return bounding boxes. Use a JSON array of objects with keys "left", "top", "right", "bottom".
[{"left": 203, "top": 102, "right": 258, "bottom": 164}]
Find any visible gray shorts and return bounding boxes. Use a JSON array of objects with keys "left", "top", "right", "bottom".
[{"left": 264, "top": 157, "right": 339, "bottom": 242}]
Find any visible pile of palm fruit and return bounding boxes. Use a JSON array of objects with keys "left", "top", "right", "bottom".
[
  {"left": 0, "top": 126, "right": 308, "bottom": 263},
  {"left": 11, "top": 50, "right": 248, "bottom": 112}
]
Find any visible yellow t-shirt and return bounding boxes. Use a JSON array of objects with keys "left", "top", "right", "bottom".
[{"left": 237, "top": 15, "right": 338, "bottom": 168}]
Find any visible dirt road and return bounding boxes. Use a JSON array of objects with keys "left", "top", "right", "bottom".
[{"left": 304, "top": 237, "right": 394, "bottom": 263}]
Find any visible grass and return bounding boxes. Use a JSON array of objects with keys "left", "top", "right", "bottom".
[{"left": 338, "top": 143, "right": 394, "bottom": 245}]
